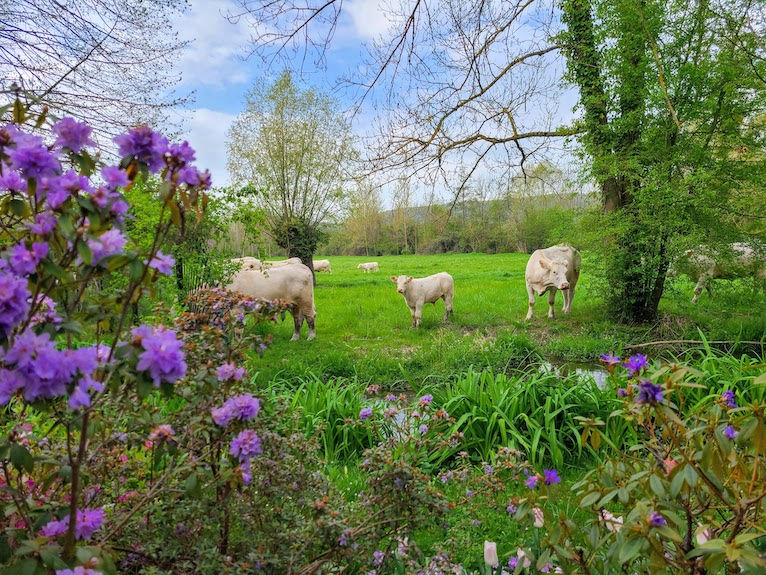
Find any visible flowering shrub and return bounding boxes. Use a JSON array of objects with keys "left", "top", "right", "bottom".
[{"left": 504, "top": 354, "right": 766, "bottom": 574}]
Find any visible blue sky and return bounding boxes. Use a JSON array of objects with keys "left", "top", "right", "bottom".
[{"left": 172, "top": 0, "right": 390, "bottom": 189}]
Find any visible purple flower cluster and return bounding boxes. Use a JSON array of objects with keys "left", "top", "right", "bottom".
[
  {"left": 418, "top": 394, "right": 433, "bottom": 405},
  {"left": 40, "top": 507, "right": 105, "bottom": 539},
  {"left": 0, "top": 269, "right": 30, "bottom": 336},
  {"left": 599, "top": 352, "right": 621, "bottom": 367},
  {"left": 86, "top": 229, "right": 127, "bottom": 266},
  {"left": 52, "top": 117, "right": 95, "bottom": 153},
  {"left": 721, "top": 390, "right": 737, "bottom": 409},
  {"left": 635, "top": 379, "right": 663, "bottom": 405},
  {"left": 723, "top": 425, "right": 738, "bottom": 440},
  {"left": 133, "top": 325, "right": 187, "bottom": 386},
  {"left": 114, "top": 125, "right": 169, "bottom": 173},
  {"left": 230, "top": 428, "right": 263, "bottom": 484},
  {"left": 8, "top": 242, "right": 48, "bottom": 275},
  {"left": 624, "top": 354, "right": 648, "bottom": 375},
  {"left": 359, "top": 407, "right": 373, "bottom": 421},
  {"left": 543, "top": 469, "right": 561, "bottom": 485},
  {"left": 0, "top": 331, "right": 105, "bottom": 408},
  {"left": 211, "top": 394, "right": 260, "bottom": 426},
  {"left": 650, "top": 512, "right": 667, "bottom": 527},
  {"left": 146, "top": 250, "right": 175, "bottom": 276},
  {"left": 215, "top": 361, "right": 245, "bottom": 382}
]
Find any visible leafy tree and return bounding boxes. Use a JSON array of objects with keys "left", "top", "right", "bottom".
[
  {"left": 226, "top": 70, "right": 356, "bottom": 275},
  {"left": 0, "top": 0, "right": 190, "bottom": 140}
]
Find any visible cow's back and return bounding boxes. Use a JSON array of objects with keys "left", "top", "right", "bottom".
[{"left": 227, "top": 264, "right": 313, "bottom": 303}]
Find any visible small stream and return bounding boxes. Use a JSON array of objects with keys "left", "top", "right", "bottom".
[{"left": 535, "top": 359, "right": 609, "bottom": 388}]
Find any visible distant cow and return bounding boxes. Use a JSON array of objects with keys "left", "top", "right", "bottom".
[
  {"left": 671, "top": 243, "right": 766, "bottom": 303},
  {"left": 313, "top": 259, "right": 332, "bottom": 274},
  {"left": 525, "top": 245, "right": 581, "bottom": 320},
  {"left": 358, "top": 262, "right": 379, "bottom": 273},
  {"left": 391, "top": 272, "right": 454, "bottom": 328},
  {"left": 226, "top": 263, "right": 316, "bottom": 340}
]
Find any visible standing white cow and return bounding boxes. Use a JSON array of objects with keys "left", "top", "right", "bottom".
[
  {"left": 226, "top": 263, "right": 316, "bottom": 340},
  {"left": 672, "top": 243, "right": 766, "bottom": 303},
  {"left": 390, "top": 272, "right": 454, "bottom": 328},
  {"left": 358, "top": 262, "right": 379, "bottom": 273},
  {"left": 313, "top": 259, "right": 332, "bottom": 274},
  {"left": 525, "top": 245, "right": 581, "bottom": 320}
]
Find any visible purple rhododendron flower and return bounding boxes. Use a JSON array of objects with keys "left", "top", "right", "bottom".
[
  {"left": 650, "top": 512, "right": 666, "bottom": 527},
  {"left": 723, "top": 425, "right": 738, "bottom": 440},
  {"left": 216, "top": 361, "right": 245, "bottom": 382},
  {"left": 721, "top": 390, "right": 737, "bottom": 409},
  {"left": 87, "top": 229, "right": 127, "bottom": 265},
  {"left": 636, "top": 379, "right": 663, "bottom": 405},
  {"left": 211, "top": 403, "right": 235, "bottom": 427},
  {"left": 146, "top": 250, "right": 175, "bottom": 276},
  {"left": 617, "top": 388, "right": 628, "bottom": 397},
  {"left": 27, "top": 212, "right": 57, "bottom": 236},
  {"left": 134, "top": 326, "right": 187, "bottom": 385},
  {"left": 0, "top": 171, "right": 27, "bottom": 193},
  {"left": 0, "top": 369, "right": 24, "bottom": 405},
  {"left": 230, "top": 429, "right": 262, "bottom": 461},
  {"left": 114, "top": 126, "right": 169, "bottom": 173},
  {"left": 230, "top": 394, "right": 260, "bottom": 420},
  {"left": 508, "top": 557, "right": 518, "bottom": 570},
  {"left": 7, "top": 134, "right": 61, "bottom": 180},
  {"left": 43, "top": 170, "right": 93, "bottom": 209},
  {"left": 168, "top": 141, "right": 196, "bottom": 164},
  {"left": 52, "top": 117, "right": 95, "bottom": 152},
  {"left": 359, "top": 407, "right": 373, "bottom": 420},
  {"left": 4, "top": 330, "right": 75, "bottom": 401},
  {"left": 624, "top": 354, "right": 648, "bottom": 375},
  {"left": 100, "top": 165, "right": 130, "bottom": 190},
  {"left": 8, "top": 242, "right": 48, "bottom": 276},
  {"left": 40, "top": 507, "right": 104, "bottom": 540},
  {"left": 543, "top": 469, "right": 561, "bottom": 485},
  {"left": 0, "top": 270, "right": 31, "bottom": 335}
]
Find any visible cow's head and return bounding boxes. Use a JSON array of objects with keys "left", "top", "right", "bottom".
[
  {"left": 391, "top": 275, "right": 413, "bottom": 293},
  {"left": 539, "top": 258, "right": 570, "bottom": 290}
]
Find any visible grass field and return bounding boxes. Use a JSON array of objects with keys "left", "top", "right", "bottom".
[{"left": 245, "top": 253, "right": 766, "bottom": 388}]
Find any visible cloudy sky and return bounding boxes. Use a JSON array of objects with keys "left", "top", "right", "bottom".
[{"left": 173, "top": 0, "right": 389, "bottom": 188}]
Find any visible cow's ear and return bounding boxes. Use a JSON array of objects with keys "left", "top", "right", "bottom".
[
  {"left": 390, "top": 276, "right": 397, "bottom": 282},
  {"left": 408, "top": 276, "right": 413, "bottom": 283},
  {"left": 538, "top": 259, "right": 550, "bottom": 270}
]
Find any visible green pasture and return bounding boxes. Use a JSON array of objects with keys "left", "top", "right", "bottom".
[{"left": 245, "top": 253, "right": 766, "bottom": 388}]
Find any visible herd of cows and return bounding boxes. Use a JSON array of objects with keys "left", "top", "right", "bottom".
[{"left": 224, "top": 242, "right": 765, "bottom": 340}]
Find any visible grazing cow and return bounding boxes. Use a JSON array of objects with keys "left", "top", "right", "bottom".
[
  {"left": 357, "top": 262, "right": 379, "bottom": 273},
  {"left": 313, "top": 259, "right": 332, "bottom": 274},
  {"left": 230, "top": 256, "right": 261, "bottom": 270},
  {"left": 671, "top": 243, "right": 766, "bottom": 303},
  {"left": 525, "top": 245, "right": 581, "bottom": 320},
  {"left": 390, "top": 272, "right": 454, "bottom": 328},
  {"left": 226, "top": 263, "right": 316, "bottom": 340}
]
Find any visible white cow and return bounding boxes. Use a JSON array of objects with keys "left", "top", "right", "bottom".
[
  {"left": 390, "top": 272, "right": 454, "bottom": 328},
  {"left": 358, "top": 262, "right": 379, "bottom": 273},
  {"left": 226, "top": 263, "right": 316, "bottom": 340},
  {"left": 525, "top": 245, "right": 581, "bottom": 320},
  {"left": 261, "top": 257, "right": 302, "bottom": 270},
  {"left": 313, "top": 259, "right": 332, "bottom": 274},
  {"left": 672, "top": 243, "right": 766, "bottom": 303},
  {"left": 230, "top": 256, "right": 261, "bottom": 270}
]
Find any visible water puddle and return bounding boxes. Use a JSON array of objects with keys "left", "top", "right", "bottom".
[{"left": 536, "top": 359, "right": 609, "bottom": 388}]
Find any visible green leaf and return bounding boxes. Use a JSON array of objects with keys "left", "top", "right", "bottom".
[
  {"left": 619, "top": 537, "right": 643, "bottom": 563},
  {"left": 76, "top": 240, "right": 93, "bottom": 266},
  {"left": 129, "top": 259, "right": 144, "bottom": 282},
  {"left": 649, "top": 474, "right": 665, "bottom": 498},
  {"left": 10, "top": 444, "right": 34, "bottom": 474},
  {"left": 9, "top": 199, "right": 29, "bottom": 218},
  {"left": 185, "top": 473, "right": 202, "bottom": 498}
]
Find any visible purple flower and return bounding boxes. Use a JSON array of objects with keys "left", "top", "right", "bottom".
[
  {"left": 8, "top": 242, "right": 48, "bottom": 276},
  {"left": 721, "top": 391, "right": 737, "bottom": 409},
  {"left": 360, "top": 407, "right": 373, "bottom": 421},
  {"left": 373, "top": 550, "right": 385, "bottom": 565},
  {"left": 134, "top": 326, "right": 187, "bottom": 385},
  {"left": 599, "top": 352, "right": 621, "bottom": 367},
  {"left": 466, "top": 489, "right": 474, "bottom": 498},
  {"left": 43, "top": 170, "right": 93, "bottom": 209},
  {"left": 0, "top": 369, "right": 24, "bottom": 405},
  {"left": 0, "top": 270, "right": 30, "bottom": 335},
  {"left": 635, "top": 379, "right": 663, "bottom": 405},
  {"left": 0, "top": 171, "right": 27, "bottom": 193},
  {"left": 650, "top": 512, "right": 666, "bottom": 527},
  {"left": 212, "top": 403, "right": 235, "bottom": 427},
  {"left": 216, "top": 361, "right": 245, "bottom": 382},
  {"left": 508, "top": 557, "right": 518, "bottom": 570},
  {"left": 52, "top": 117, "right": 95, "bottom": 152},
  {"left": 230, "top": 429, "right": 262, "bottom": 461},
  {"left": 484, "top": 464, "right": 493, "bottom": 475},
  {"left": 385, "top": 394, "right": 396, "bottom": 401},
  {"left": 40, "top": 507, "right": 104, "bottom": 540},
  {"left": 114, "top": 126, "right": 169, "bottom": 173},
  {"left": 100, "top": 165, "right": 130, "bottom": 190},
  {"left": 229, "top": 394, "right": 260, "bottom": 420},
  {"left": 168, "top": 141, "right": 196, "bottom": 164},
  {"left": 419, "top": 424, "right": 428, "bottom": 434},
  {"left": 723, "top": 425, "right": 738, "bottom": 440},
  {"left": 148, "top": 424, "right": 176, "bottom": 442},
  {"left": 525, "top": 473, "right": 539, "bottom": 490},
  {"left": 624, "top": 354, "right": 648, "bottom": 375},
  {"left": 617, "top": 388, "right": 628, "bottom": 397},
  {"left": 7, "top": 135, "right": 61, "bottom": 180},
  {"left": 506, "top": 503, "right": 517, "bottom": 515},
  {"left": 146, "top": 251, "right": 175, "bottom": 276},
  {"left": 543, "top": 469, "right": 561, "bottom": 485},
  {"left": 3, "top": 330, "right": 74, "bottom": 401},
  {"left": 27, "top": 212, "right": 57, "bottom": 236},
  {"left": 418, "top": 394, "right": 433, "bottom": 405},
  {"left": 87, "top": 229, "right": 127, "bottom": 265}
]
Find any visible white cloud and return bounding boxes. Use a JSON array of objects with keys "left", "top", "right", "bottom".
[
  {"left": 183, "top": 108, "right": 236, "bottom": 187},
  {"left": 176, "top": 0, "right": 252, "bottom": 88},
  {"left": 344, "top": 0, "right": 395, "bottom": 39}
]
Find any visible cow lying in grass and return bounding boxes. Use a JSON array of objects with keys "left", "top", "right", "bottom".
[{"left": 391, "top": 272, "right": 454, "bottom": 328}]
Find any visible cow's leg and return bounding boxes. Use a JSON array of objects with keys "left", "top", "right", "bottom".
[
  {"left": 547, "top": 288, "right": 557, "bottom": 319},
  {"left": 563, "top": 284, "right": 576, "bottom": 314},
  {"left": 306, "top": 312, "right": 316, "bottom": 341},
  {"left": 291, "top": 308, "right": 304, "bottom": 341},
  {"left": 692, "top": 275, "right": 709, "bottom": 303},
  {"left": 443, "top": 292, "right": 454, "bottom": 321},
  {"left": 408, "top": 305, "right": 418, "bottom": 328},
  {"left": 525, "top": 283, "right": 536, "bottom": 320},
  {"left": 413, "top": 302, "right": 423, "bottom": 328}
]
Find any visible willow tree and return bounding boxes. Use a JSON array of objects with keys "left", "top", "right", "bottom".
[
  {"left": 228, "top": 0, "right": 766, "bottom": 321},
  {"left": 226, "top": 70, "right": 356, "bottom": 274}
]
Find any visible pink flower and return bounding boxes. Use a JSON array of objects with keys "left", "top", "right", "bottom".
[
  {"left": 663, "top": 458, "right": 678, "bottom": 474},
  {"left": 483, "top": 541, "right": 498, "bottom": 567},
  {"left": 533, "top": 507, "right": 544, "bottom": 528}
]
